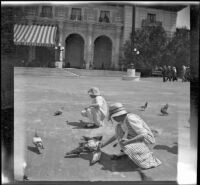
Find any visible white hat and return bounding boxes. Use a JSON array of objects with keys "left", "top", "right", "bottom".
[
  {"left": 88, "top": 87, "right": 100, "bottom": 96},
  {"left": 109, "top": 103, "right": 128, "bottom": 119}
]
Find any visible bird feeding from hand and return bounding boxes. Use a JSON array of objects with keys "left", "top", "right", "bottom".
[{"left": 65, "top": 135, "right": 103, "bottom": 165}]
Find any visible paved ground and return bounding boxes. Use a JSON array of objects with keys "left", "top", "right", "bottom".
[{"left": 14, "top": 68, "right": 190, "bottom": 181}]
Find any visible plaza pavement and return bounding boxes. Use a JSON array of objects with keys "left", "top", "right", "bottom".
[{"left": 14, "top": 67, "right": 190, "bottom": 181}]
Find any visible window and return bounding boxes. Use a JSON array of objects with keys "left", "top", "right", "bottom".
[
  {"left": 25, "top": 6, "right": 38, "bottom": 16},
  {"left": 41, "top": 6, "right": 52, "bottom": 18},
  {"left": 147, "top": 13, "right": 156, "bottom": 22},
  {"left": 99, "top": 11, "right": 110, "bottom": 23},
  {"left": 13, "top": 7, "right": 23, "bottom": 17},
  {"left": 71, "top": 8, "right": 82, "bottom": 21}
]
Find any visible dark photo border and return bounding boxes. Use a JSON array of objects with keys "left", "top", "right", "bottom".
[{"left": 1, "top": 1, "right": 199, "bottom": 185}]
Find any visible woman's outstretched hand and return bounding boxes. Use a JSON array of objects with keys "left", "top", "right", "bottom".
[{"left": 119, "top": 139, "right": 129, "bottom": 146}]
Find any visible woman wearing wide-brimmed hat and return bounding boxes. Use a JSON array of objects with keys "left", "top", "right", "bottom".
[
  {"left": 81, "top": 87, "right": 108, "bottom": 128},
  {"left": 101, "top": 103, "right": 162, "bottom": 169}
]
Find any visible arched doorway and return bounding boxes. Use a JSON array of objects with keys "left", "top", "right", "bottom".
[
  {"left": 65, "top": 34, "right": 84, "bottom": 68},
  {"left": 93, "top": 36, "right": 112, "bottom": 69}
]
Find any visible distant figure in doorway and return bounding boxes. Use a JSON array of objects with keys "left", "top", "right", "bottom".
[
  {"left": 101, "top": 63, "right": 105, "bottom": 70},
  {"left": 81, "top": 87, "right": 108, "bottom": 128},
  {"left": 89, "top": 61, "right": 93, "bottom": 70},
  {"left": 66, "top": 62, "right": 71, "bottom": 68},
  {"left": 99, "top": 12, "right": 105, "bottom": 22},
  {"left": 104, "top": 13, "right": 110, "bottom": 23}
]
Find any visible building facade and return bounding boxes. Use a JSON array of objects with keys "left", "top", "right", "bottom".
[{"left": 11, "top": 3, "right": 185, "bottom": 69}]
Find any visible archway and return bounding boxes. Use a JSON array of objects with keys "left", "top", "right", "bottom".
[
  {"left": 65, "top": 34, "right": 84, "bottom": 68},
  {"left": 93, "top": 36, "right": 112, "bottom": 69}
]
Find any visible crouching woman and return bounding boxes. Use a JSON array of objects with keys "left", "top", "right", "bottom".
[
  {"left": 81, "top": 87, "right": 108, "bottom": 128},
  {"left": 101, "top": 103, "right": 161, "bottom": 169}
]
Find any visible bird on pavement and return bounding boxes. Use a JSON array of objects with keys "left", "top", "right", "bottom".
[
  {"left": 65, "top": 136, "right": 103, "bottom": 165},
  {"left": 140, "top": 102, "right": 148, "bottom": 111},
  {"left": 65, "top": 136, "right": 103, "bottom": 156},
  {"left": 32, "top": 130, "right": 44, "bottom": 154},
  {"left": 23, "top": 175, "right": 29, "bottom": 181},
  {"left": 54, "top": 107, "right": 64, "bottom": 116},
  {"left": 160, "top": 103, "right": 169, "bottom": 115}
]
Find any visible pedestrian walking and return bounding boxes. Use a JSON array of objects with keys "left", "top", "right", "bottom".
[
  {"left": 172, "top": 66, "right": 178, "bottom": 81},
  {"left": 166, "top": 66, "right": 172, "bottom": 82},
  {"left": 161, "top": 65, "right": 167, "bottom": 82},
  {"left": 101, "top": 103, "right": 162, "bottom": 169},
  {"left": 81, "top": 87, "right": 108, "bottom": 128}
]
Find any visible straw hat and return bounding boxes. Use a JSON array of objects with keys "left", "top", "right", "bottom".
[
  {"left": 109, "top": 103, "right": 128, "bottom": 118},
  {"left": 88, "top": 87, "right": 101, "bottom": 96}
]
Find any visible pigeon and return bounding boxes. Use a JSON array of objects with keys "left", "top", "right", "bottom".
[
  {"left": 23, "top": 175, "right": 29, "bottom": 181},
  {"left": 65, "top": 136, "right": 103, "bottom": 156},
  {"left": 140, "top": 102, "right": 148, "bottom": 111},
  {"left": 90, "top": 150, "right": 102, "bottom": 166},
  {"left": 160, "top": 103, "right": 169, "bottom": 115},
  {"left": 54, "top": 107, "right": 64, "bottom": 116},
  {"left": 32, "top": 130, "right": 44, "bottom": 154}
]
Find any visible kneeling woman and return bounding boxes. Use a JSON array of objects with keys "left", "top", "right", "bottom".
[{"left": 101, "top": 103, "right": 161, "bottom": 169}]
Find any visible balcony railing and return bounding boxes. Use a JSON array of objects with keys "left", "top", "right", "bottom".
[
  {"left": 141, "top": 19, "right": 162, "bottom": 27},
  {"left": 70, "top": 15, "right": 82, "bottom": 21},
  {"left": 40, "top": 12, "right": 53, "bottom": 18}
]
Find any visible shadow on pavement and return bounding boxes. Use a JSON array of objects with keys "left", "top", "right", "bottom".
[
  {"left": 67, "top": 152, "right": 140, "bottom": 172},
  {"left": 67, "top": 121, "right": 99, "bottom": 129},
  {"left": 64, "top": 151, "right": 153, "bottom": 180},
  {"left": 158, "top": 113, "right": 169, "bottom": 116},
  {"left": 27, "top": 146, "right": 40, "bottom": 154},
  {"left": 153, "top": 143, "right": 178, "bottom": 154}
]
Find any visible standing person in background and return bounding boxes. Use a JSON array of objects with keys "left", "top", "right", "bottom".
[
  {"left": 185, "top": 66, "right": 190, "bottom": 82},
  {"left": 161, "top": 65, "right": 167, "bottom": 82},
  {"left": 81, "top": 87, "right": 108, "bottom": 128},
  {"left": 101, "top": 63, "right": 105, "bottom": 70},
  {"left": 172, "top": 66, "right": 178, "bottom": 81},
  {"left": 182, "top": 65, "right": 186, "bottom": 82},
  {"left": 82, "top": 59, "right": 86, "bottom": 69},
  {"left": 166, "top": 66, "right": 172, "bottom": 82},
  {"left": 89, "top": 61, "right": 93, "bottom": 70}
]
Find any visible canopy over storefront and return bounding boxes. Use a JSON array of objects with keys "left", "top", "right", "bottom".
[{"left": 14, "top": 24, "right": 57, "bottom": 47}]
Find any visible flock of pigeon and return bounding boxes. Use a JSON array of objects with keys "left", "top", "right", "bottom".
[
  {"left": 32, "top": 102, "right": 169, "bottom": 155},
  {"left": 140, "top": 102, "right": 169, "bottom": 115},
  {"left": 27, "top": 102, "right": 169, "bottom": 180}
]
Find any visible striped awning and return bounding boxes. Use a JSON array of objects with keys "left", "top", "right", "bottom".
[{"left": 14, "top": 24, "right": 57, "bottom": 47}]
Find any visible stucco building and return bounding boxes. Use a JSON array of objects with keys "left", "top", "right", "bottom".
[{"left": 11, "top": 3, "right": 185, "bottom": 69}]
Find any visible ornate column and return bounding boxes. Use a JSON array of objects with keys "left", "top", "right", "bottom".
[
  {"left": 114, "top": 26, "right": 121, "bottom": 69},
  {"left": 58, "top": 22, "right": 65, "bottom": 62},
  {"left": 86, "top": 24, "right": 93, "bottom": 69}
]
